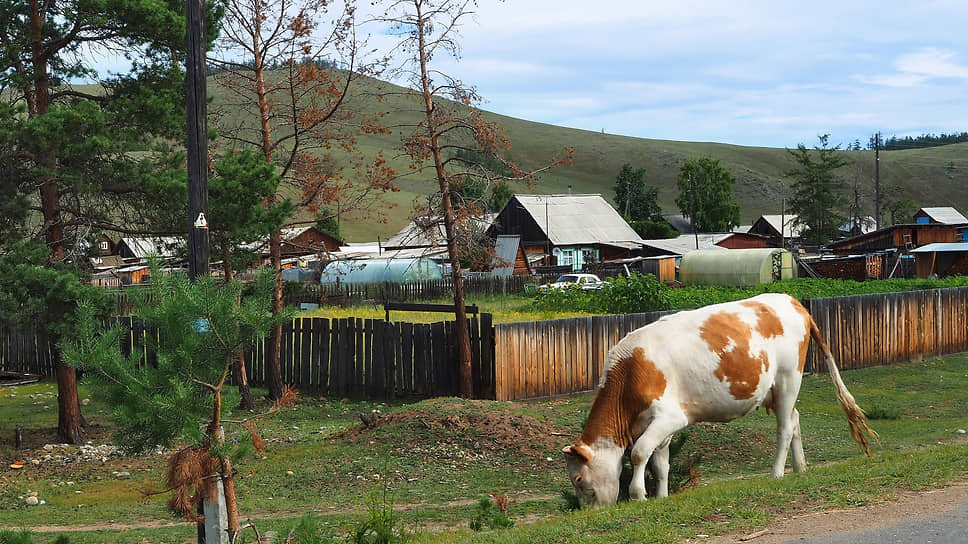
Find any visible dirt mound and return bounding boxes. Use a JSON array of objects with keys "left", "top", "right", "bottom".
[{"left": 333, "top": 400, "right": 566, "bottom": 456}]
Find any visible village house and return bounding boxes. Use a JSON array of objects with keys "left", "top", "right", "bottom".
[
  {"left": 914, "top": 206, "right": 968, "bottom": 225},
  {"left": 488, "top": 194, "right": 642, "bottom": 272},
  {"left": 747, "top": 215, "right": 804, "bottom": 247}
]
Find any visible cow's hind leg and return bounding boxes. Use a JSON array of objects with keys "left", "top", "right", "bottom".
[
  {"left": 771, "top": 379, "right": 803, "bottom": 478},
  {"left": 790, "top": 408, "right": 807, "bottom": 472},
  {"left": 629, "top": 414, "right": 687, "bottom": 500},
  {"left": 648, "top": 437, "right": 672, "bottom": 498}
]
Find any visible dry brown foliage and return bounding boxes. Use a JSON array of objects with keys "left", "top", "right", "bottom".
[
  {"left": 273, "top": 384, "right": 299, "bottom": 408},
  {"left": 489, "top": 492, "right": 514, "bottom": 514},
  {"left": 243, "top": 419, "right": 267, "bottom": 457},
  {"left": 165, "top": 444, "right": 219, "bottom": 521}
]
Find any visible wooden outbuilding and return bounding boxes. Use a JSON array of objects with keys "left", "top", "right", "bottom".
[
  {"left": 826, "top": 224, "right": 966, "bottom": 255},
  {"left": 910, "top": 243, "right": 968, "bottom": 278}
]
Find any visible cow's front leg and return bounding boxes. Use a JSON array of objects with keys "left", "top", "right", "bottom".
[
  {"left": 648, "top": 437, "right": 672, "bottom": 498},
  {"left": 629, "top": 417, "right": 687, "bottom": 501}
]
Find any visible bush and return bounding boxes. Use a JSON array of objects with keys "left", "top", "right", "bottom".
[
  {"left": 592, "top": 273, "right": 670, "bottom": 313},
  {"left": 469, "top": 496, "right": 514, "bottom": 531},
  {"left": 532, "top": 274, "right": 968, "bottom": 315}
]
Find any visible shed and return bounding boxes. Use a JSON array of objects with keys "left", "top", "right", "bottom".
[
  {"left": 319, "top": 258, "right": 443, "bottom": 284},
  {"left": 490, "top": 235, "right": 531, "bottom": 277},
  {"left": 909, "top": 243, "right": 968, "bottom": 278},
  {"left": 679, "top": 248, "right": 795, "bottom": 286},
  {"left": 914, "top": 207, "right": 968, "bottom": 225}
]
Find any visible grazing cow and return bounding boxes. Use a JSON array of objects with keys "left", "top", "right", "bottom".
[{"left": 563, "top": 293, "right": 877, "bottom": 507}]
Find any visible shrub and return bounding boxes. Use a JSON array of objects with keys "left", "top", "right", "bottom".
[
  {"left": 352, "top": 460, "right": 408, "bottom": 544},
  {"left": 469, "top": 496, "right": 514, "bottom": 531},
  {"left": 591, "top": 273, "right": 670, "bottom": 314}
]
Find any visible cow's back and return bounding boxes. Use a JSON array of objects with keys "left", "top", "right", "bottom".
[{"left": 601, "top": 294, "right": 811, "bottom": 424}]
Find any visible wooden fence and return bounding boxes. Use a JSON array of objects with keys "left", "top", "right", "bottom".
[
  {"left": 492, "top": 287, "right": 968, "bottom": 401},
  {"left": 802, "top": 288, "right": 968, "bottom": 372},
  {"left": 493, "top": 312, "right": 674, "bottom": 401},
  {"left": 0, "top": 326, "right": 55, "bottom": 377},
  {"left": 3, "top": 287, "right": 968, "bottom": 402},
  {"left": 4, "top": 314, "right": 494, "bottom": 399}
]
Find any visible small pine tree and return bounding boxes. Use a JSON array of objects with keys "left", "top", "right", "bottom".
[{"left": 62, "top": 260, "right": 290, "bottom": 539}]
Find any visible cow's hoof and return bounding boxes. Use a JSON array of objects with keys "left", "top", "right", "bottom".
[{"left": 629, "top": 487, "right": 647, "bottom": 501}]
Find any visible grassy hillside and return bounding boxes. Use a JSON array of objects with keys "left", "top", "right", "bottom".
[{"left": 210, "top": 72, "right": 968, "bottom": 241}]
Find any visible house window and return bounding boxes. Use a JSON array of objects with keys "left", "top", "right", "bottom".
[
  {"left": 99, "top": 241, "right": 110, "bottom": 251},
  {"left": 558, "top": 249, "right": 575, "bottom": 268}
]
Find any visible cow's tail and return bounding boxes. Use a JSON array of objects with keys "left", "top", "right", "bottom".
[{"left": 809, "top": 319, "right": 879, "bottom": 456}]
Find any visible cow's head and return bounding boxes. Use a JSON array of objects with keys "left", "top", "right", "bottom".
[{"left": 562, "top": 441, "right": 623, "bottom": 507}]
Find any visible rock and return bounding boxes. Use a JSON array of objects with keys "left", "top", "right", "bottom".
[
  {"left": 115, "top": 471, "right": 131, "bottom": 479},
  {"left": 25, "top": 496, "right": 39, "bottom": 506}
]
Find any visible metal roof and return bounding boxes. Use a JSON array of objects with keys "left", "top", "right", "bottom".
[
  {"left": 752, "top": 215, "right": 805, "bottom": 238},
  {"left": 909, "top": 243, "right": 968, "bottom": 253},
  {"left": 638, "top": 234, "right": 731, "bottom": 256},
  {"left": 513, "top": 194, "right": 640, "bottom": 245},
  {"left": 118, "top": 236, "right": 185, "bottom": 259},
  {"left": 491, "top": 235, "right": 522, "bottom": 277},
  {"left": 384, "top": 214, "right": 497, "bottom": 248},
  {"left": 917, "top": 207, "right": 968, "bottom": 225}
]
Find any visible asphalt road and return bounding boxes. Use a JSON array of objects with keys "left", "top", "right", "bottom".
[{"left": 779, "top": 500, "right": 968, "bottom": 544}]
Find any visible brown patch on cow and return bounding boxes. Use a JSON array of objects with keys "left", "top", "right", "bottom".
[
  {"left": 791, "top": 299, "right": 814, "bottom": 373},
  {"left": 700, "top": 312, "right": 768, "bottom": 400},
  {"left": 580, "top": 347, "right": 667, "bottom": 448},
  {"left": 740, "top": 300, "right": 785, "bottom": 339}
]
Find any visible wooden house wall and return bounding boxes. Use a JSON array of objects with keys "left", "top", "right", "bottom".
[
  {"left": 492, "top": 199, "right": 548, "bottom": 247},
  {"left": 281, "top": 229, "right": 340, "bottom": 255},
  {"left": 829, "top": 225, "right": 959, "bottom": 254},
  {"left": 716, "top": 233, "right": 769, "bottom": 249}
]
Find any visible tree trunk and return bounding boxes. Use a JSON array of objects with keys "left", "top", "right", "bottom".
[
  {"left": 220, "top": 236, "right": 254, "bottom": 410},
  {"left": 414, "top": 4, "right": 474, "bottom": 398},
  {"left": 31, "top": 2, "right": 86, "bottom": 444},
  {"left": 265, "top": 231, "right": 285, "bottom": 400},
  {"left": 220, "top": 456, "right": 241, "bottom": 539},
  {"left": 55, "top": 351, "right": 85, "bottom": 444}
]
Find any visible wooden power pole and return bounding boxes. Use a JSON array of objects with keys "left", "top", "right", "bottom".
[
  {"left": 187, "top": 0, "right": 209, "bottom": 280},
  {"left": 874, "top": 131, "right": 881, "bottom": 231}
]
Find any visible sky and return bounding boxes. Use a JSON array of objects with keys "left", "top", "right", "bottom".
[{"left": 358, "top": 0, "right": 968, "bottom": 149}]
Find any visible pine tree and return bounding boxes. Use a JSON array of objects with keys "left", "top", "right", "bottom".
[
  {"left": 787, "top": 135, "right": 850, "bottom": 244},
  {"left": 62, "top": 261, "right": 290, "bottom": 540}
]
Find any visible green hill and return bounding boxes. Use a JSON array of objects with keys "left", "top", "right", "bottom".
[{"left": 209, "top": 73, "right": 968, "bottom": 241}]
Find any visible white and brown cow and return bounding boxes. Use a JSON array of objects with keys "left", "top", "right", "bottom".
[{"left": 563, "top": 293, "right": 878, "bottom": 507}]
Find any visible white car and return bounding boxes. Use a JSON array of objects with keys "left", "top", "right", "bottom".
[{"left": 539, "top": 273, "right": 606, "bottom": 291}]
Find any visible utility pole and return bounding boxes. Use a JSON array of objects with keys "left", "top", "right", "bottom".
[
  {"left": 186, "top": 0, "right": 209, "bottom": 281},
  {"left": 186, "top": 1, "right": 221, "bottom": 542},
  {"left": 780, "top": 197, "right": 785, "bottom": 250},
  {"left": 874, "top": 131, "right": 881, "bottom": 230},
  {"left": 689, "top": 175, "right": 698, "bottom": 250}
]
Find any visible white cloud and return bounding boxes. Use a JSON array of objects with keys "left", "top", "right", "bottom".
[{"left": 896, "top": 48, "right": 968, "bottom": 79}]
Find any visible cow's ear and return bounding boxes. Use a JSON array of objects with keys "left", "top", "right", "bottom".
[{"left": 562, "top": 444, "right": 590, "bottom": 463}]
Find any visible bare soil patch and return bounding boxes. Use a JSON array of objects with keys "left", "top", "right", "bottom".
[{"left": 333, "top": 399, "right": 565, "bottom": 456}]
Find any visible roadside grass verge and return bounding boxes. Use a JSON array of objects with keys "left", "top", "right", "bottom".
[
  {"left": 427, "top": 443, "right": 968, "bottom": 544},
  {"left": 0, "top": 354, "right": 966, "bottom": 543}
]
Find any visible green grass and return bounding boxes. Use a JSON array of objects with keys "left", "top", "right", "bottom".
[
  {"left": 301, "top": 293, "right": 594, "bottom": 324},
  {"left": 1, "top": 354, "right": 967, "bottom": 543}
]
